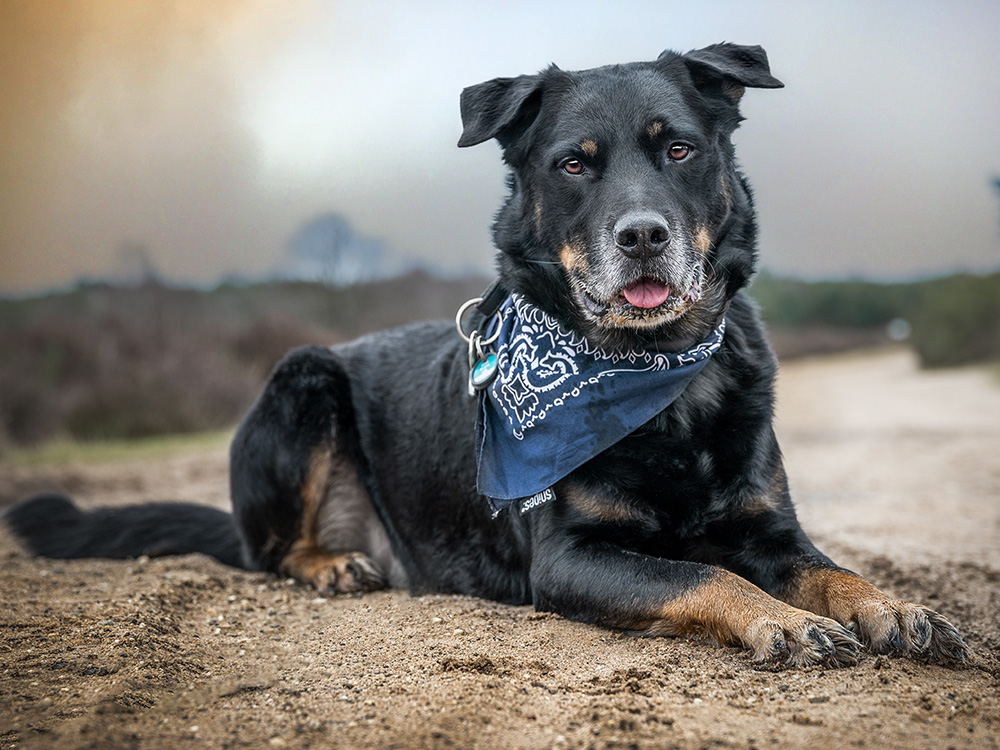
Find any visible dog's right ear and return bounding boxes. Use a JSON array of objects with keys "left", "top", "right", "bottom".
[{"left": 458, "top": 74, "right": 544, "bottom": 148}]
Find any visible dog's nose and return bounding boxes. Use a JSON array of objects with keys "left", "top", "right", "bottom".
[{"left": 613, "top": 211, "right": 671, "bottom": 260}]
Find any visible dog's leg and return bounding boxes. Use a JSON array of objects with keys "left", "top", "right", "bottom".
[
  {"left": 776, "top": 564, "right": 968, "bottom": 664},
  {"left": 529, "top": 510, "right": 861, "bottom": 667},
  {"left": 697, "top": 464, "right": 969, "bottom": 663},
  {"left": 277, "top": 446, "right": 389, "bottom": 594},
  {"left": 230, "top": 346, "right": 401, "bottom": 594}
]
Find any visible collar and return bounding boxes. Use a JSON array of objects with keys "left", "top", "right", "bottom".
[{"left": 475, "top": 294, "right": 725, "bottom": 514}]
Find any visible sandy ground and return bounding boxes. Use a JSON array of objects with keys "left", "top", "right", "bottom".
[{"left": 0, "top": 348, "right": 998, "bottom": 750}]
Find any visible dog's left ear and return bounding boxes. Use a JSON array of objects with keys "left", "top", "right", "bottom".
[
  {"left": 675, "top": 43, "right": 783, "bottom": 102},
  {"left": 458, "top": 74, "right": 544, "bottom": 148}
]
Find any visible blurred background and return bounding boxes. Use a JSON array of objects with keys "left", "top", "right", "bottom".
[{"left": 1, "top": 0, "right": 999, "bottom": 451}]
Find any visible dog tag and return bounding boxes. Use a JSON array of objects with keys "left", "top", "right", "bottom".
[{"left": 470, "top": 353, "right": 498, "bottom": 391}]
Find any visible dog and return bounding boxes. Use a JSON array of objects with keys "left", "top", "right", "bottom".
[{"left": 6, "top": 43, "right": 968, "bottom": 667}]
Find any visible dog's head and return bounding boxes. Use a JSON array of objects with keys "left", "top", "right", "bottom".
[{"left": 459, "top": 43, "right": 782, "bottom": 351}]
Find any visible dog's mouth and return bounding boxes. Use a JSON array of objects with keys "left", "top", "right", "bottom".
[{"left": 582, "top": 276, "right": 702, "bottom": 324}]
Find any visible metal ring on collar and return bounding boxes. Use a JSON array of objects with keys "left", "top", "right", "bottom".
[{"left": 455, "top": 297, "right": 502, "bottom": 346}]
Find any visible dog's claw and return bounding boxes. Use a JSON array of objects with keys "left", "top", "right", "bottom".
[
  {"left": 923, "top": 607, "right": 969, "bottom": 664},
  {"left": 847, "top": 600, "right": 968, "bottom": 664}
]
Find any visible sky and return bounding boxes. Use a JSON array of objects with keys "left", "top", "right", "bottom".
[{"left": 2, "top": 0, "right": 999, "bottom": 295}]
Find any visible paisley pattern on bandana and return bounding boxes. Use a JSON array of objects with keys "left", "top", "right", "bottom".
[{"left": 476, "top": 295, "right": 726, "bottom": 514}]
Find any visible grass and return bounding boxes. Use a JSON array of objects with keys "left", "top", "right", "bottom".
[{"left": 0, "top": 429, "right": 234, "bottom": 469}]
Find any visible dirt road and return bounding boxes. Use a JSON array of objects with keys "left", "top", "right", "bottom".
[{"left": 1, "top": 349, "right": 998, "bottom": 749}]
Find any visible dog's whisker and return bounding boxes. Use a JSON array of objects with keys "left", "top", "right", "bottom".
[{"left": 522, "top": 259, "right": 563, "bottom": 266}]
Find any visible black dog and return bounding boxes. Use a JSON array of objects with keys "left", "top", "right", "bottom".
[{"left": 7, "top": 43, "right": 968, "bottom": 667}]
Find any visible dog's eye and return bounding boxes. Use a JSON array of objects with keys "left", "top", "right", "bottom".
[
  {"left": 561, "top": 159, "right": 585, "bottom": 175},
  {"left": 667, "top": 143, "right": 692, "bottom": 162}
]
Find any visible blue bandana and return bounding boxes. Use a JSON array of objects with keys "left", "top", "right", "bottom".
[{"left": 475, "top": 294, "right": 725, "bottom": 514}]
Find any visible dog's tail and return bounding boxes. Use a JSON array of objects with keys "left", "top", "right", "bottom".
[{"left": 3, "top": 493, "right": 245, "bottom": 569}]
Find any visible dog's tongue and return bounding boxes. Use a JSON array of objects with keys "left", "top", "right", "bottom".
[{"left": 622, "top": 279, "right": 670, "bottom": 309}]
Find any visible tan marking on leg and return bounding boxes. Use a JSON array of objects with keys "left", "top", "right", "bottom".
[
  {"left": 650, "top": 569, "right": 790, "bottom": 642},
  {"left": 646, "top": 120, "right": 662, "bottom": 139},
  {"left": 782, "top": 568, "right": 883, "bottom": 620},
  {"left": 580, "top": 139, "right": 598, "bottom": 157},
  {"left": 279, "top": 447, "right": 389, "bottom": 593},
  {"left": 781, "top": 567, "right": 968, "bottom": 663},
  {"left": 646, "top": 569, "right": 859, "bottom": 666},
  {"left": 298, "top": 447, "right": 332, "bottom": 544},
  {"left": 314, "top": 450, "right": 406, "bottom": 588},
  {"left": 534, "top": 198, "right": 543, "bottom": 233},
  {"left": 563, "top": 485, "right": 649, "bottom": 525}
]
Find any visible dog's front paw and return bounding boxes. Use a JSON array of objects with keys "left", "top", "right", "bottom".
[
  {"left": 745, "top": 610, "right": 861, "bottom": 668},
  {"left": 846, "top": 599, "right": 968, "bottom": 664},
  {"left": 788, "top": 568, "right": 970, "bottom": 665}
]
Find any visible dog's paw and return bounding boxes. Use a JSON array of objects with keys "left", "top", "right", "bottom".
[
  {"left": 846, "top": 599, "right": 968, "bottom": 664},
  {"left": 282, "top": 550, "right": 387, "bottom": 594},
  {"left": 744, "top": 610, "right": 861, "bottom": 668}
]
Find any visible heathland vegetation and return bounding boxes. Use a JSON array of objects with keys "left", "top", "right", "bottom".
[
  {"left": 1, "top": 271, "right": 997, "bottom": 450},
  {"left": 750, "top": 271, "right": 1000, "bottom": 367}
]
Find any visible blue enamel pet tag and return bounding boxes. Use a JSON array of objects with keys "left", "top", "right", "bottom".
[{"left": 470, "top": 353, "right": 498, "bottom": 391}]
